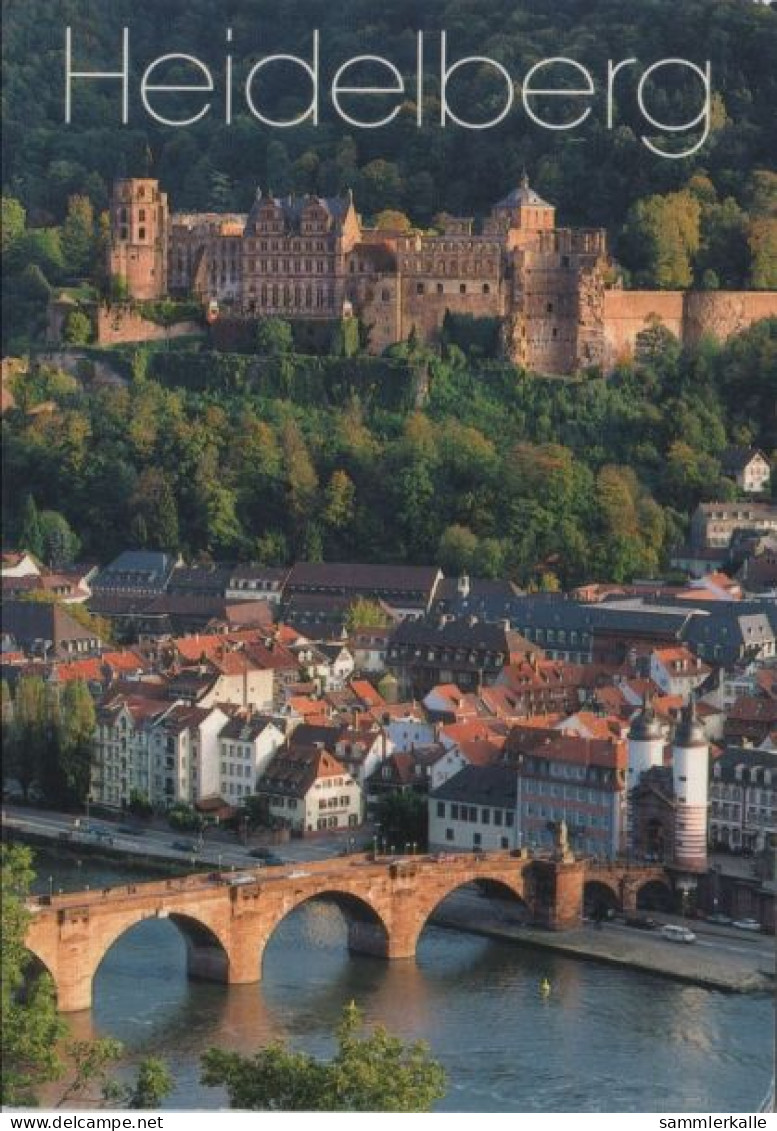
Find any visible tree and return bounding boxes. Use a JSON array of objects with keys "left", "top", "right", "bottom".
[
  {"left": 57, "top": 679, "right": 96, "bottom": 807},
  {"left": 344, "top": 598, "right": 391, "bottom": 631},
  {"left": 61, "top": 196, "right": 95, "bottom": 277},
  {"left": 437, "top": 524, "right": 478, "bottom": 575},
  {"left": 19, "top": 493, "right": 44, "bottom": 559},
  {"left": 62, "top": 310, "right": 92, "bottom": 346},
  {"left": 201, "top": 1002, "right": 446, "bottom": 1111},
  {"left": 2, "top": 196, "right": 26, "bottom": 255},
  {"left": 130, "top": 469, "right": 180, "bottom": 552},
  {"left": 256, "top": 318, "right": 293, "bottom": 356},
  {"left": 38, "top": 510, "right": 80, "bottom": 568},
  {"left": 373, "top": 792, "right": 428, "bottom": 851},
  {"left": 323, "top": 470, "right": 356, "bottom": 530},
  {"left": 1, "top": 844, "right": 65, "bottom": 1106},
  {"left": 374, "top": 210, "right": 413, "bottom": 232}
]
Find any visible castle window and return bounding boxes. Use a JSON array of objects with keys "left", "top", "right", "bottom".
[
  {"left": 138, "top": 186, "right": 145, "bottom": 198},
  {"left": 460, "top": 283, "right": 467, "bottom": 294},
  {"left": 562, "top": 256, "right": 570, "bottom": 268},
  {"left": 483, "top": 283, "right": 490, "bottom": 294},
  {"left": 381, "top": 289, "right": 390, "bottom": 302},
  {"left": 138, "top": 209, "right": 146, "bottom": 222},
  {"left": 437, "top": 283, "right": 444, "bottom": 295},
  {"left": 552, "top": 328, "right": 558, "bottom": 339},
  {"left": 546, "top": 302, "right": 554, "bottom": 313},
  {"left": 416, "top": 283, "right": 425, "bottom": 295}
]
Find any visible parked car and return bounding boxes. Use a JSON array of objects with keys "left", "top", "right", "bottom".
[
  {"left": 661, "top": 924, "right": 696, "bottom": 944},
  {"left": 171, "top": 840, "right": 200, "bottom": 853},
  {"left": 706, "top": 913, "right": 732, "bottom": 925},
  {"left": 625, "top": 916, "right": 659, "bottom": 931},
  {"left": 731, "top": 918, "right": 761, "bottom": 932}
]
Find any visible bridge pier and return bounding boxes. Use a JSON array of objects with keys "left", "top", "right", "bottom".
[
  {"left": 532, "top": 860, "right": 585, "bottom": 930},
  {"left": 186, "top": 940, "right": 230, "bottom": 984},
  {"left": 57, "top": 964, "right": 96, "bottom": 1013},
  {"left": 347, "top": 919, "right": 391, "bottom": 959}
]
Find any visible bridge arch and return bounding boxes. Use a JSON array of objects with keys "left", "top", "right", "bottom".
[
  {"left": 405, "top": 872, "right": 531, "bottom": 958},
  {"left": 635, "top": 877, "right": 674, "bottom": 912},
  {"left": 255, "top": 888, "right": 392, "bottom": 977},
  {"left": 583, "top": 880, "right": 621, "bottom": 917}
]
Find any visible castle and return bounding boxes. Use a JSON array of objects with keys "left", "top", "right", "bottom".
[{"left": 108, "top": 177, "right": 777, "bottom": 375}]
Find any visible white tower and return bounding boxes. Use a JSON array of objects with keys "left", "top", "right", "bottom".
[
  {"left": 672, "top": 698, "right": 709, "bottom": 873},
  {"left": 626, "top": 693, "right": 664, "bottom": 850}
]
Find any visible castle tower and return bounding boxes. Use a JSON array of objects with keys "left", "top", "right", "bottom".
[
  {"left": 626, "top": 692, "right": 664, "bottom": 848},
  {"left": 109, "top": 178, "right": 169, "bottom": 300},
  {"left": 484, "top": 172, "right": 556, "bottom": 250},
  {"left": 671, "top": 698, "right": 709, "bottom": 873}
]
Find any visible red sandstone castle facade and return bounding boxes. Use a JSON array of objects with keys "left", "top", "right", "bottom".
[{"left": 109, "top": 176, "right": 777, "bottom": 375}]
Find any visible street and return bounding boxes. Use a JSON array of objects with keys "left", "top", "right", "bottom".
[{"left": 1, "top": 803, "right": 372, "bottom": 870}]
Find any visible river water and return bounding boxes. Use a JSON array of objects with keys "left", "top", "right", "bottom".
[{"left": 32, "top": 850, "right": 774, "bottom": 1113}]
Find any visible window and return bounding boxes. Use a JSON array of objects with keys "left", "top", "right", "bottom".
[
  {"left": 481, "top": 809, "right": 491, "bottom": 824},
  {"left": 494, "top": 809, "right": 503, "bottom": 826},
  {"left": 473, "top": 832, "right": 482, "bottom": 847},
  {"left": 437, "top": 801, "right": 445, "bottom": 817},
  {"left": 505, "top": 811, "right": 515, "bottom": 827},
  {"left": 445, "top": 828, "right": 454, "bottom": 841},
  {"left": 500, "top": 836, "right": 509, "bottom": 849},
  {"left": 460, "top": 283, "right": 467, "bottom": 294}
]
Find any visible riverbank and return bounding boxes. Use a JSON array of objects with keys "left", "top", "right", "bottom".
[{"left": 432, "top": 898, "right": 774, "bottom": 994}]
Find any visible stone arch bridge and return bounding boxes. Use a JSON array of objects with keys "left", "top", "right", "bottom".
[{"left": 25, "top": 852, "right": 671, "bottom": 1012}]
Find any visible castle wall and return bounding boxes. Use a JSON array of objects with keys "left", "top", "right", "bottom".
[
  {"left": 95, "top": 304, "right": 202, "bottom": 346},
  {"left": 401, "top": 278, "right": 504, "bottom": 345},
  {"left": 603, "top": 290, "right": 777, "bottom": 370},
  {"left": 682, "top": 291, "right": 777, "bottom": 346},
  {"left": 602, "top": 291, "right": 685, "bottom": 368}
]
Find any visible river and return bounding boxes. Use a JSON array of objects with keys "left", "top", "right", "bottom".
[{"left": 31, "top": 850, "right": 774, "bottom": 1113}]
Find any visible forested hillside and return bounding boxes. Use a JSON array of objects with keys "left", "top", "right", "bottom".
[
  {"left": 4, "top": 321, "right": 776, "bottom": 584},
  {"left": 3, "top": 0, "right": 777, "bottom": 286}
]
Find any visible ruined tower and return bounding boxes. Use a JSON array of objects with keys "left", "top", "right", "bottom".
[{"left": 109, "top": 178, "right": 169, "bottom": 300}]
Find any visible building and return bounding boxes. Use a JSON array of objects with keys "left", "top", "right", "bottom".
[
  {"left": 385, "top": 616, "right": 536, "bottom": 698},
  {"left": 649, "top": 646, "right": 711, "bottom": 697},
  {"left": 217, "top": 714, "right": 285, "bottom": 805},
  {"left": 107, "top": 176, "right": 777, "bottom": 375},
  {"left": 505, "top": 729, "right": 627, "bottom": 858},
  {"left": 720, "top": 448, "right": 772, "bottom": 494},
  {"left": 429, "top": 765, "right": 519, "bottom": 852},
  {"left": 283, "top": 562, "right": 442, "bottom": 621},
  {"left": 690, "top": 502, "right": 777, "bottom": 550},
  {"left": 256, "top": 746, "right": 361, "bottom": 833},
  {"left": 709, "top": 746, "right": 777, "bottom": 853},
  {"left": 91, "top": 550, "right": 178, "bottom": 598},
  {"left": 1, "top": 600, "right": 103, "bottom": 659}
]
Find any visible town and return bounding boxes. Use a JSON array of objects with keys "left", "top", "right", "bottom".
[{"left": 3, "top": 523, "right": 776, "bottom": 934}]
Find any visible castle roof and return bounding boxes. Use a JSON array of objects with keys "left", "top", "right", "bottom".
[
  {"left": 495, "top": 174, "right": 552, "bottom": 210},
  {"left": 245, "top": 191, "right": 352, "bottom": 235}
]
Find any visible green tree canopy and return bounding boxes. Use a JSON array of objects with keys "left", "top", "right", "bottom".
[{"left": 201, "top": 1002, "right": 446, "bottom": 1111}]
